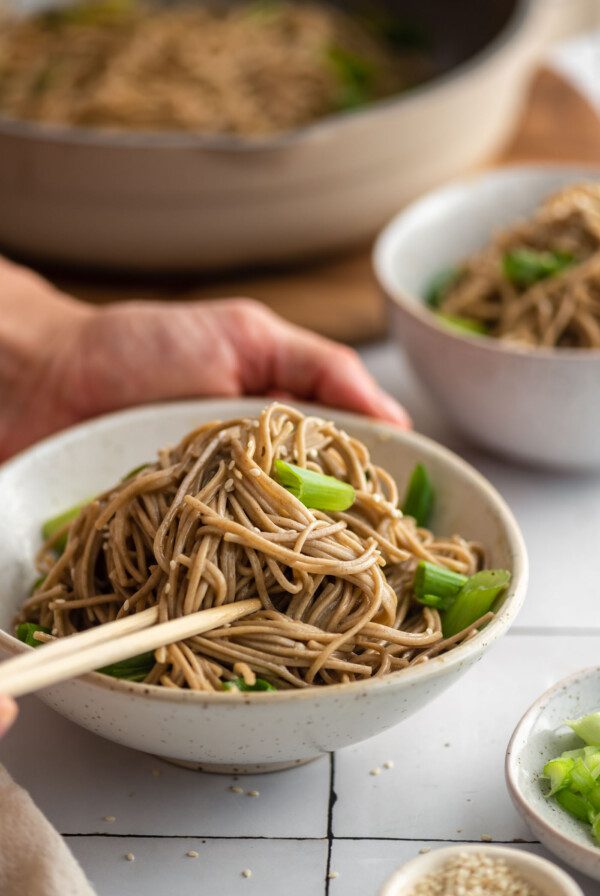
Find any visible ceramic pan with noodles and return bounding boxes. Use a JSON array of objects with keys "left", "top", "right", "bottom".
[{"left": 0, "top": 0, "right": 548, "bottom": 271}]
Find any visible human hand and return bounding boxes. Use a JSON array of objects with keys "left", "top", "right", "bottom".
[
  {"left": 0, "top": 696, "right": 17, "bottom": 738},
  {"left": 0, "top": 256, "right": 410, "bottom": 461}
]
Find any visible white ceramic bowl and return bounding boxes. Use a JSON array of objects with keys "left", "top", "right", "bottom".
[
  {"left": 506, "top": 667, "right": 600, "bottom": 881},
  {"left": 0, "top": 0, "right": 547, "bottom": 271},
  {"left": 379, "top": 844, "right": 583, "bottom": 896},
  {"left": 374, "top": 165, "right": 600, "bottom": 470},
  {"left": 0, "top": 399, "right": 527, "bottom": 773}
]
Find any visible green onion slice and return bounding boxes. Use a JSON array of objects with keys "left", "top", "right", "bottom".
[
  {"left": 16, "top": 622, "right": 50, "bottom": 648},
  {"left": 42, "top": 500, "right": 90, "bottom": 553},
  {"left": 16, "top": 620, "right": 154, "bottom": 681},
  {"left": 222, "top": 677, "right": 277, "bottom": 692},
  {"left": 121, "top": 463, "right": 149, "bottom": 482},
  {"left": 415, "top": 593, "right": 455, "bottom": 611},
  {"left": 424, "top": 267, "right": 461, "bottom": 309},
  {"left": 567, "top": 713, "right": 600, "bottom": 748},
  {"left": 442, "top": 569, "right": 511, "bottom": 638},
  {"left": 543, "top": 757, "right": 575, "bottom": 796},
  {"left": 502, "top": 248, "right": 574, "bottom": 288},
  {"left": 402, "top": 463, "right": 434, "bottom": 527},
  {"left": 414, "top": 561, "right": 467, "bottom": 602},
  {"left": 435, "top": 313, "right": 488, "bottom": 336},
  {"left": 273, "top": 460, "right": 355, "bottom": 512},
  {"left": 555, "top": 788, "right": 592, "bottom": 824},
  {"left": 97, "top": 652, "right": 155, "bottom": 682},
  {"left": 327, "top": 45, "right": 375, "bottom": 110}
]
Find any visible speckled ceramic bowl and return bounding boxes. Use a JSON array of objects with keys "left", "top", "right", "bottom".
[
  {"left": 506, "top": 667, "right": 600, "bottom": 881},
  {"left": 379, "top": 844, "right": 583, "bottom": 896},
  {"left": 374, "top": 166, "right": 600, "bottom": 470},
  {"left": 0, "top": 399, "right": 527, "bottom": 773}
]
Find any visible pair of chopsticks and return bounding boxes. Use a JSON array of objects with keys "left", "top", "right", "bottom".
[{"left": 0, "top": 598, "right": 261, "bottom": 699}]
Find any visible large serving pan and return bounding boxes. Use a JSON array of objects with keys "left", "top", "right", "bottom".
[{"left": 0, "top": 0, "right": 548, "bottom": 272}]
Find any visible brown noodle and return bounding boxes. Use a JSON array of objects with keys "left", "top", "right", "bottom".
[
  {"left": 19, "top": 404, "right": 487, "bottom": 691},
  {"left": 437, "top": 183, "right": 600, "bottom": 348},
  {"left": 0, "top": 0, "right": 426, "bottom": 136}
]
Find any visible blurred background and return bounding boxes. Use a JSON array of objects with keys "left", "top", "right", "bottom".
[{"left": 0, "top": 0, "right": 599, "bottom": 344}]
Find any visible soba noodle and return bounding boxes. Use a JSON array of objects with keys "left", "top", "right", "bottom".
[
  {"left": 0, "top": 0, "right": 427, "bottom": 136},
  {"left": 433, "top": 183, "right": 600, "bottom": 349},
  {"left": 19, "top": 404, "right": 489, "bottom": 691}
]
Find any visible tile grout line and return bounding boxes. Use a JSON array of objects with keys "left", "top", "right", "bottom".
[
  {"left": 61, "top": 833, "right": 540, "bottom": 845},
  {"left": 324, "top": 752, "right": 337, "bottom": 894}
]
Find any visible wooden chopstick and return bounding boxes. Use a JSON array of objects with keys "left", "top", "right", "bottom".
[{"left": 0, "top": 598, "right": 261, "bottom": 699}]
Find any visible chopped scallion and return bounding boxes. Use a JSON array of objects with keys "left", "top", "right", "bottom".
[
  {"left": 222, "top": 677, "right": 277, "bottom": 692},
  {"left": 424, "top": 267, "right": 461, "bottom": 309},
  {"left": 414, "top": 561, "right": 467, "bottom": 602},
  {"left": 273, "top": 460, "right": 355, "bottom": 512},
  {"left": 402, "top": 463, "right": 434, "bottom": 527},
  {"left": 121, "top": 463, "right": 149, "bottom": 482},
  {"left": 502, "top": 247, "right": 574, "bottom": 288},
  {"left": 435, "top": 313, "right": 488, "bottom": 336},
  {"left": 16, "top": 622, "right": 50, "bottom": 647},
  {"left": 442, "top": 569, "right": 511, "bottom": 637},
  {"left": 555, "top": 788, "right": 592, "bottom": 824},
  {"left": 42, "top": 500, "right": 90, "bottom": 553},
  {"left": 567, "top": 712, "right": 600, "bottom": 748},
  {"left": 97, "top": 652, "right": 155, "bottom": 682}
]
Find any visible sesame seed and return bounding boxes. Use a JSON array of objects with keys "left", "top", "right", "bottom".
[
  {"left": 228, "top": 460, "right": 236, "bottom": 470},
  {"left": 224, "top": 478, "right": 234, "bottom": 491},
  {"left": 241, "top": 869, "right": 252, "bottom": 878},
  {"left": 103, "top": 816, "right": 116, "bottom": 823},
  {"left": 383, "top": 760, "right": 394, "bottom": 770},
  {"left": 122, "top": 599, "right": 130, "bottom": 611},
  {"left": 419, "top": 847, "right": 431, "bottom": 854},
  {"left": 234, "top": 469, "right": 243, "bottom": 479},
  {"left": 51, "top": 628, "right": 58, "bottom": 636},
  {"left": 407, "top": 852, "right": 539, "bottom": 896},
  {"left": 327, "top": 871, "right": 339, "bottom": 880},
  {"left": 125, "top": 853, "right": 135, "bottom": 862},
  {"left": 249, "top": 468, "right": 261, "bottom": 477},
  {"left": 53, "top": 598, "right": 66, "bottom": 605},
  {"left": 186, "top": 850, "right": 199, "bottom": 858},
  {"left": 247, "top": 789, "right": 260, "bottom": 797},
  {"left": 480, "top": 834, "right": 493, "bottom": 842},
  {"left": 369, "top": 767, "right": 381, "bottom": 776},
  {"left": 229, "top": 785, "right": 244, "bottom": 794},
  {"left": 169, "top": 560, "right": 177, "bottom": 570},
  {"left": 164, "top": 584, "right": 171, "bottom": 595}
]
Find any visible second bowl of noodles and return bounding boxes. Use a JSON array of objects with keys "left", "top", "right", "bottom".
[
  {"left": 0, "top": 399, "right": 526, "bottom": 772},
  {"left": 374, "top": 166, "right": 600, "bottom": 470}
]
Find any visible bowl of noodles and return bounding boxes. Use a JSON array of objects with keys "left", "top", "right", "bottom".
[
  {"left": 0, "top": 0, "right": 547, "bottom": 271},
  {"left": 0, "top": 399, "right": 527, "bottom": 772},
  {"left": 374, "top": 166, "right": 600, "bottom": 470}
]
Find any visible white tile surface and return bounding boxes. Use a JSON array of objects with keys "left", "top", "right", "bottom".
[
  {"left": 329, "top": 840, "right": 600, "bottom": 896},
  {"left": 66, "top": 837, "right": 327, "bottom": 896},
  {"left": 3, "top": 339, "right": 600, "bottom": 895},
  {"left": 0, "top": 696, "right": 330, "bottom": 838},
  {"left": 333, "top": 634, "right": 600, "bottom": 840}
]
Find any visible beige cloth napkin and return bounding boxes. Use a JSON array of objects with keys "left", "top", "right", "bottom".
[{"left": 0, "top": 764, "right": 95, "bottom": 896}]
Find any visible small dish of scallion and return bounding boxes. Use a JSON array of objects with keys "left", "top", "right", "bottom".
[{"left": 506, "top": 667, "right": 600, "bottom": 882}]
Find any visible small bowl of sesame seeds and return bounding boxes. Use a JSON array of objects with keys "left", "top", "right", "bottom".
[{"left": 379, "top": 844, "right": 583, "bottom": 896}]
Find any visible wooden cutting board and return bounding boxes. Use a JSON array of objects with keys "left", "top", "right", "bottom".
[{"left": 52, "top": 68, "right": 600, "bottom": 345}]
